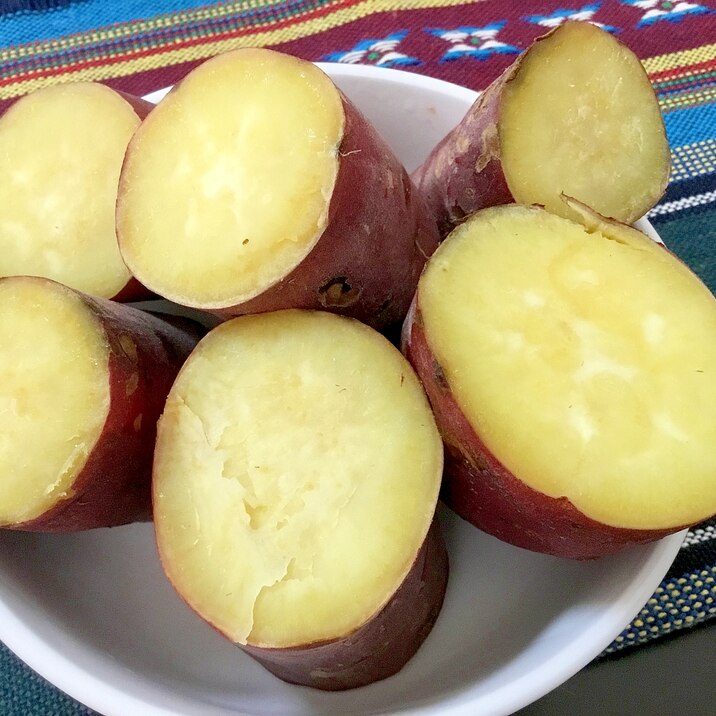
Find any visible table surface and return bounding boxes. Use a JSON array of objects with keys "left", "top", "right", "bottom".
[{"left": 520, "top": 623, "right": 716, "bottom": 715}]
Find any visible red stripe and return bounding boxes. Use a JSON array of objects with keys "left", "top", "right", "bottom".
[
  {"left": 658, "top": 75, "right": 716, "bottom": 94},
  {"left": 0, "top": 0, "right": 354, "bottom": 88},
  {"left": 661, "top": 97, "right": 716, "bottom": 114},
  {"left": 7, "top": 0, "right": 346, "bottom": 58},
  {"left": 649, "top": 57, "right": 716, "bottom": 82}
]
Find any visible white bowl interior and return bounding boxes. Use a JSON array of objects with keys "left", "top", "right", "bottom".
[{"left": 0, "top": 64, "right": 683, "bottom": 716}]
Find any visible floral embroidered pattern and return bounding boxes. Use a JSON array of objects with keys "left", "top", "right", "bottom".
[
  {"left": 621, "top": 0, "right": 711, "bottom": 26},
  {"left": 426, "top": 22, "right": 521, "bottom": 63},
  {"left": 322, "top": 30, "right": 421, "bottom": 67},
  {"left": 523, "top": 3, "right": 619, "bottom": 32}
]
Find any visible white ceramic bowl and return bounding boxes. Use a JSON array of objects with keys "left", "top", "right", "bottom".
[{"left": 0, "top": 64, "right": 684, "bottom": 716}]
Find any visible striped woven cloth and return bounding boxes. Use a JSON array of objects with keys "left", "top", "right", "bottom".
[{"left": 1, "top": 0, "right": 715, "bottom": 713}]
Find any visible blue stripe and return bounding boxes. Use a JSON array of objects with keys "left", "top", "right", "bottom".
[
  {"left": 0, "top": 0, "right": 227, "bottom": 46},
  {"left": 663, "top": 103, "right": 716, "bottom": 148},
  {"left": 524, "top": 3, "right": 601, "bottom": 24},
  {"left": 666, "top": 517, "right": 716, "bottom": 577},
  {"left": 0, "top": 0, "right": 83, "bottom": 15},
  {"left": 660, "top": 174, "right": 715, "bottom": 204},
  {"left": 650, "top": 196, "right": 716, "bottom": 226},
  {"left": 660, "top": 77, "right": 716, "bottom": 99},
  {"left": 638, "top": 7, "right": 710, "bottom": 27}
]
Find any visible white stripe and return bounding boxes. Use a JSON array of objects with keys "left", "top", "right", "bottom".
[
  {"left": 447, "top": 42, "right": 478, "bottom": 54},
  {"left": 683, "top": 524, "right": 716, "bottom": 547},
  {"left": 376, "top": 51, "right": 408, "bottom": 66},
  {"left": 338, "top": 50, "right": 367, "bottom": 64},
  {"left": 647, "top": 189, "right": 716, "bottom": 216},
  {"left": 569, "top": 10, "right": 597, "bottom": 21},
  {"left": 471, "top": 29, "right": 499, "bottom": 39},
  {"left": 440, "top": 31, "right": 469, "bottom": 42},
  {"left": 370, "top": 39, "right": 399, "bottom": 52},
  {"left": 479, "top": 39, "right": 511, "bottom": 50}
]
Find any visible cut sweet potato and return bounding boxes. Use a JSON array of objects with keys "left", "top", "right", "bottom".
[
  {"left": 0, "top": 83, "right": 153, "bottom": 300},
  {"left": 413, "top": 22, "right": 671, "bottom": 235},
  {"left": 403, "top": 203, "right": 716, "bottom": 559},
  {"left": 0, "top": 277, "right": 198, "bottom": 532},
  {"left": 153, "top": 310, "right": 446, "bottom": 689},
  {"left": 117, "top": 48, "right": 439, "bottom": 328}
]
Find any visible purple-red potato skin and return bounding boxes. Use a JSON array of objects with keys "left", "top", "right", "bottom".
[
  {"left": 240, "top": 519, "right": 448, "bottom": 690},
  {"left": 412, "top": 70, "right": 513, "bottom": 237},
  {"left": 114, "top": 89, "right": 154, "bottom": 120},
  {"left": 402, "top": 303, "right": 677, "bottom": 560},
  {"left": 11, "top": 288, "right": 197, "bottom": 532},
  {"left": 110, "top": 275, "right": 154, "bottom": 303},
  {"left": 211, "top": 94, "right": 439, "bottom": 327},
  {"left": 108, "top": 91, "right": 155, "bottom": 302}
]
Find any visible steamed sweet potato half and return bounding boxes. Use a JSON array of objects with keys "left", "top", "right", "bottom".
[
  {"left": 0, "top": 83, "right": 152, "bottom": 300},
  {"left": 404, "top": 203, "right": 716, "bottom": 559},
  {"left": 117, "top": 48, "right": 439, "bottom": 328},
  {"left": 413, "top": 22, "right": 671, "bottom": 234},
  {"left": 153, "top": 310, "right": 447, "bottom": 690},
  {"left": 0, "top": 277, "right": 197, "bottom": 532}
]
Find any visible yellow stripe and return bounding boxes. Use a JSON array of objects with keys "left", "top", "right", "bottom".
[
  {"left": 659, "top": 86, "right": 716, "bottom": 112},
  {"left": 643, "top": 42, "right": 716, "bottom": 75},
  {"left": 671, "top": 139, "right": 716, "bottom": 182},
  {"left": 0, "top": 0, "right": 477, "bottom": 62},
  {"left": 0, "top": 0, "right": 291, "bottom": 62},
  {"left": 3, "top": 1, "right": 713, "bottom": 100},
  {"left": 0, "top": 0, "right": 477, "bottom": 99}
]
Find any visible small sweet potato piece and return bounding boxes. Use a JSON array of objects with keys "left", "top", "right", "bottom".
[
  {"left": 153, "top": 310, "right": 446, "bottom": 689},
  {"left": 0, "top": 277, "right": 198, "bottom": 532},
  {"left": 413, "top": 22, "right": 671, "bottom": 235},
  {"left": 117, "top": 48, "right": 439, "bottom": 329},
  {"left": 403, "top": 203, "right": 716, "bottom": 559},
  {"left": 0, "top": 83, "right": 153, "bottom": 300}
]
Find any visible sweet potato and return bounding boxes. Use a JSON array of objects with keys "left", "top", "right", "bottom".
[
  {"left": 153, "top": 310, "right": 447, "bottom": 689},
  {"left": 403, "top": 202, "right": 716, "bottom": 559},
  {"left": 117, "top": 48, "right": 439, "bottom": 329},
  {"left": 0, "top": 276, "right": 198, "bottom": 532},
  {"left": 413, "top": 22, "right": 671, "bottom": 236},
  {"left": 0, "top": 83, "right": 153, "bottom": 300}
]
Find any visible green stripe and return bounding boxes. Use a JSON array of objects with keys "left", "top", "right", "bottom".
[{"left": 654, "top": 69, "right": 716, "bottom": 91}]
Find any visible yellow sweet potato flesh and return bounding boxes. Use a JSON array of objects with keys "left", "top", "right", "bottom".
[
  {"left": 0, "top": 278, "right": 109, "bottom": 525},
  {"left": 118, "top": 49, "right": 344, "bottom": 307},
  {"left": 0, "top": 83, "right": 138, "bottom": 298},
  {"left": 153, "top": 311, "right": 442, "bottom": 647},
  {"left": 420, "top": 204, "right": 716, "bottom": 529},
  {"left": 500, "top": 22, "right": 670, "bottom": 223}
]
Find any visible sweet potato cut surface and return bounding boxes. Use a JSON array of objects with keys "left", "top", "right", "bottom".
[
  {"left": 500, "top": 23, "right": 669, "bottom": 221},
  {"left": 0, "top": 83, "right": 151, "bottom": 300},
  {"left": 0, "top": 277, "right": 198, "bottom": 531},
  {"left": 154, "top": 310, "right": 446, "bottom": 688},
  {"left": 118, "top": 49, "right": 438, "bottom": 327},
  {"left": 0, "top": 279, "right": 109, "bottom": 525},
  {"left": 406, "top": 204, "right": 716, "bottom": 556},
  {"left": 414, "top": 22, "right": 670, "bottom": 233},
  {"left": 119, "top": 51, "right": 341, "bottom": 306}
]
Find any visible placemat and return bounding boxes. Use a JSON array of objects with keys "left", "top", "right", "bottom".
[{"left": 1, "top": 0, "right": 715, "bottom": 713}]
